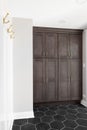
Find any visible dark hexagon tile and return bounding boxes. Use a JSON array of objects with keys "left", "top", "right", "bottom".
[
  {"left": 12, "top": 125, "right": 20, "bottom": 130},
  {"left": 50, "top": 121, "right": 64, "bottom": 130},
  {"left": 76, "top": 113, "right": 87, "bottom": 119},
  {"left": 59, "top": 106, "right": 68, "bottom": 110},
  {"left": 76, "top": 119, "right": 87, "bottom": 127},
  {"left": 45, "top": 110, "right": 56, "bottom": 116},
  {"left": 49, "top": 129, "right": 58, "bottom": 130},
  {"left": 75, "top": 126, "right": 87, "bottom": 130},
  {"left": 48, "top": 104, "right": 58, "bottom": 107},
  {"left": 49, "top": 106, "right": 58, "bottom": 111},
  {"left": 21, "top": 124, "right": 35, "bottom": 130},
  {"left": 36, "top": 123, "right": 50, "bottom": 130},
  {"left": 38, "top": 106, "right": 48, "bottom": 112},
  {"left": 33, "top": 107, "right": 38, "bottom": 112},
  {"left": 54, "top": 115, "right": 65, "bottom": 121},
  {"left": 28, "top": 117, "right": 40, "bottom": 124},
  {"left": 78, "top": 108, "right": 87, "bottom": 113},
  {"left": 13, "top": 104, "right": 87, "bottom": 130},
  {"left": 66, "top": 114, "right": 77, "bottom": 120},
  {"left": 77, "top": 104, "right": 86, "bottom": 109},
  {"left": 67, "top": 109, "right": 77, "bottom": 114},
  {"left": 41, "top": 116, "right": 53, "bottom": 123},
  {"left": 34, "top": 111, "right": 44, "bottom": 118},
  {"left": 34, "top": 105, "right": 39, "bottom": 109},
  {"left": 43, "top": 104, "right": 52, "bottom": 108},
  {"left": 62, "top": 128, "right": 74, "bottom": 130},
  {"left": 13, "top": 119, "right": 28, "bottom": 126},
  {"left": 64, "top": 120, "right": 77, "bottom": 128},
  {"left": 56, "top": 109, "right": 66, "bottom": 115},
  {"left": 68, "top": 105, "right": 78, "bottom": 109}
]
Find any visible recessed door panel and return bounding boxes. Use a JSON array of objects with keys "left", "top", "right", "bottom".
[
  {"left": 70, "top": 59, "right": 81, "bottom": 81},
  {"left": 33, "top": 33, "right": 44, "bottom": 58},
  {"left": 33, "top": 59, "right": 45, "bottom": 103},
  {"left": 46, "top": 59, "right": 57, "bottom": 101},
  {"left": 69, "top": 34, "right": 82, "bottom": 58},
  {"left": 59, "top": 59, "right": 70, "bottom": 100},
  {"left": 59, "top": 34, "right": 69, "bottom": 58},
  {"left": 70, "top": 59, "right": 82, "bottom": 100},
  {"left": 46, "top": 33, "right": 57, "bottom": 57},
  {"left": 70, "top": 81, "right": 81, "bottom": 100}
]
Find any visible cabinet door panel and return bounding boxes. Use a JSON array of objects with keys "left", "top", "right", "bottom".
[
  {"left": 46, "top": 33, "right": 57, "bottom": 57},
  {"left": 33, "top": 82, "right": 43, "bottom": 103},
  {"left": 33, "top": 59, "right": 45, "bottom": 103},
  {"left": 70, "top": 60, "right": 81, "bottom": 80},
  {"left": 46, "top": 59, "right": 57, "bottom": 101},
  {"left": 70, "top": 81, "right": 81, "bottom": 100},
  {"left": 59, "top": 59, "right": 70, "bottom": 101},
  {"left": 59, "top": 34, "right": 69, "bottom": 58},
  {"left": 33, "top": 33, "right": 44, "bottom": 57},
  {"left": 70, "top": 60, "right": 82, "bottom": 100},
  {"left": 69, "top": 34, "right": 82, "bottom": 58}
]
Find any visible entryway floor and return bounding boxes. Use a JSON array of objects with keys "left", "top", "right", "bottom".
[{"left": 12, "top": 103, "right": 87, "bottom": 130}]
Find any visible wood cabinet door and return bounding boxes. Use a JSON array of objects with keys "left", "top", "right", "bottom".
[
  {"left": 59, "top": 59, "right": 70, "bottom": 101},
  {"left": 69, "top": 34, "right": 82, "bottom": 59},
  {"left": 70, "top": 59, "right": 82, "bottom": 100},
  {"left": 45, "top": 59, "right": 57, "bottom": 101},
  {"left": 33, "top": 59, "right": 45, "bottom": 103},
  {"left": 45, "top": 33, "right": 57, "bottom": 58},
  {"left": 58, "top": 34, "right": 69, "bottom": 58},
  {"left": 33, "top": 33, "right": 45, "bottom": 58}
]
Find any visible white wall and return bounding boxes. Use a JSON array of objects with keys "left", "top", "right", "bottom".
[
  {"left": 81, "top": 29, "right": 87, "bottom": 106},
  {"left": 0, "top": 15, "right": 13, "bottom": 130},
  {"left": 12, "top": 18, "right": 34, "bottom": 119},
  {"left": 0, "top": 16, "right": 4, "bottom": 121}
]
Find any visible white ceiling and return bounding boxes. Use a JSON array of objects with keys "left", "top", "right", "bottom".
[{"left": 8, "top": 0, "right": 87, "bottom": 29}]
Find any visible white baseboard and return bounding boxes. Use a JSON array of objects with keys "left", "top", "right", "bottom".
[
  {"left": 13, "top": 111, "right": 34, "bottom": 120},
  {"left": 81, "top": 99, "right": 87, "bottom": 107}
]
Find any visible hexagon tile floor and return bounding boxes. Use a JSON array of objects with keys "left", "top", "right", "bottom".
[{"left": 12, "top": 104, "right": 87, "bottom": 130}]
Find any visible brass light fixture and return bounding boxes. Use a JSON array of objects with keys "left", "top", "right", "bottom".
[
  {"left": 3, "top": 12, "right": 10, "bottom": 24},
  {"left": 7, "top": 25, "right": 15, "bottom": 39},
  {"left": 3, "top": 12, "right": 15, "bottom": 39}
]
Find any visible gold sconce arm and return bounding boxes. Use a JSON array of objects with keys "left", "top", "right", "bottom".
[
  {"left": 3, "top": 13, "right": 10, "bottom": 24},
  {"left": 3, "top": 12, "right": 15, "bottom": 39},
  {"left": 7, "top": 25, "right": 15, "bottom": 39},
  {"left": 7, "top": 25, "right": 13, "bottom": 33}
]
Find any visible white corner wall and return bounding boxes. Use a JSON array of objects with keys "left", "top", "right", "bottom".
[
  {"left": 12, "top": 18, "right": 34, "bottom": 119},
  {"left": 0, "top": 15, "right": 13, "bottom": 130},
  {"left": 81, "top": 29, "right": 87, "bottom": 106},
  {"left": 0, "top": 17, "right": 4, "bottom": 121}
]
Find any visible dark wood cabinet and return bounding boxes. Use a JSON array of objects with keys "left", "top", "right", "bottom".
[
  {"left": 70, "top": 59, "right": 82, "bottom": 100},
  {"left": 33, "top": 32, "right": 57, "bottom": 58},
  {"left": 58, "top": 59, "right": 82, "bottom": 101},
  {"left": 58, "top": 34, "right": 69, "bottom": 58},
  {"left": 45, "top": 59, "right": 57, "bottom": 101},
  {"left": 33, "top": 33, "right": 45, "bottom": 58},
  {"left": 33, "top": 59, "right": 57, "bottom": 103},
  {"left": 45, "top": 33, "right": 57, "bottom": 58},
  {"left": 33, "top": 27, "right": 82, "bottom": 103},
  {"left": 69, "top": 34, "right": 82, "bottom": 59},
  {"left": 58, "top": 33, "right": 82, "bottom": 101},
  {"left": 58, "top": 59, "right": 70, "bottom": 101},
  {"left": 33, "top": 59, "right": 44, "bottom": 102}
]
